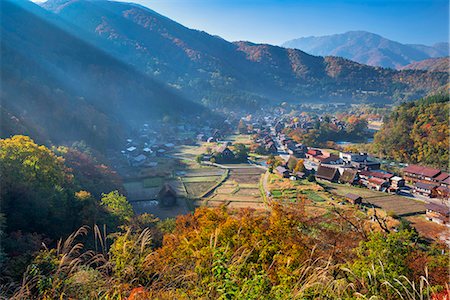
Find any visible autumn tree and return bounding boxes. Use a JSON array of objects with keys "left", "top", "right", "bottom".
[
  {"left": 293, "top": 159, "right": 305, "bottom": 173},
  {"left": 101, "top": 191, "right": 133, "bottom": 223}
]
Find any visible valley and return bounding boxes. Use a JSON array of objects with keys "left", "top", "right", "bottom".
[{"left": 0, "top": 0, "right": 448, "bottom": 298}]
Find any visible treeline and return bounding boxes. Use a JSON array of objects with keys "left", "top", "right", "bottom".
[
  {"left": 286, "top": 116, "right": 369, "bottom": 147},
  {"left": 372, "top": 94, "right": 449, "bottom": 169}
]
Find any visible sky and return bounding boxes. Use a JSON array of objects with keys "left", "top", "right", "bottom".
[
  {"left": 33, "top": 0, "right": 449, "bottom": 46},
  {"left": 136, "top": 0, "right": 449, "bottom": 46}
]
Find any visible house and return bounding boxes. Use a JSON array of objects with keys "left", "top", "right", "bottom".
[
  {"left": 425, "top": 203, "right": 449, "bottom": 226},
  {"left": 351, "top": 160, "right": 381, "bottom": 171},
  {"left": 306, "top": 149, "right": 322, "bottom": 160},
  {"left": 414, "top": 182, "right": 438, "bottom": 197},
  {"left": 367, "top": 177, "right": 390, "bottom": 191},
  {"left": 345, "top": 193, "right": 362, "bottom": 205},
  {"left": 434, "top": 172, "right": 450, "bottom": 187},
  {"left": 274, "top": 121, "right": 284, "bottom": 133},
  {"left": 131, "top": 154, "right": 147, "bottom": 167},
  {"left": 126, "top": 146, "right": 137, "bottom": 153},
  {"left": 158, "top": 183, "right": 177, "bottom": 207},
  {"left": 435, "top": 186, "right": 449, "bottom": 200},
  {"left": 339, "top": 152, "right": 368, "bottom": 163},
  {"left": 339, "top": 169, "right": 359, "bottom": 185},
  {"left": 275, "top": 166, "right": 290, "bottom": 178},
  {"left": 265, "top": 141, "right": 278, "bottom": 154},
  {"left": 316, "top": 165, "right": 340, "bottom": 182},
  {"left": 215, "top": 145, "right": 235, "bottom": 162},
  {"left": 319, "top": 154, "right": 342, "bottom": 165},
  {"left": 403, "top": 164, "right": 442, "bottom": 184},
  {"left": 390, "top": 176, "right": 405, "bottom": 191}
]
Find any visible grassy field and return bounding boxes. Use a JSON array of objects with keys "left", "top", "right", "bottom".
[
  {"left": 228, "top": 134, "right": 253, "bottom": 146},
  {"left": 142, "top": 177, "right": 164, "bottom": 188},
  {"left": 303, "top": 190, "right": 326, "bottom": 202},
  {"left": 321, "top": 181, "right": 382, "bottom": 198},
  {"left": 181, "top": 176, "right": 221, "bottom": 183},
  {"left": 184, "top": 182, "right": 219, "bottom": 198}
]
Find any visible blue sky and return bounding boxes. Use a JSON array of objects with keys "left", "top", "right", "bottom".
[{"left": 130, "top": 0, "right": 449, "bottom": 45}]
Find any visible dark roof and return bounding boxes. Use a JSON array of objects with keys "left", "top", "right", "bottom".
[
  {"left": 340, "top": 169, "right": 358, "bottom": 183},
  {"left": 217, "top": 145, "right": 232, "bottom": 153},
  {"left": 425, "top": 203, "right": 449, "bottom": 216},
  {"left": 435, "top": 172, "right": 449, "bottom": 182},
  {"left": 158, "top": 183, "right": 177, "bottom": 198},
  {"left": 403, "top": 164, "right": 441, "bottom": 178},
  {"left": 345, "top": 193, "right": 362, "bottom": 201},
  {"left": 316, "top": 165, "right": 339, "bottom": 181},
  {"left": 414, "top": 182, "right": 438, "bottom": 190}
]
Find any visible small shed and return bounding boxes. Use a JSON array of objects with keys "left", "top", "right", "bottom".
[{"left": 345, "top": 193, "right": 362, "bottom": 205}]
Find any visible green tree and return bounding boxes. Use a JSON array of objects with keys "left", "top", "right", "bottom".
[
  {"left": 101, "top": 191, "right": 133, "bottom": 223},
  {"left": 234, "top": 143, "right": 249, "bottom": 162}
]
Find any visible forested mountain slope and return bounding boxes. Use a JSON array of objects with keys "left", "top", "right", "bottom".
[
  {"left": 373, "top": 94, "right": 449, "bottom": 169},
  {"left": 0, "top": 0, "right": 204, "bottom": 149},
  {"left": 42, "top": 0, "right": 448, "bottom": 107}
]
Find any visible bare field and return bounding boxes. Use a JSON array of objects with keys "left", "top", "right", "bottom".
[{"left": 363, "top": 195, "right": 426, "bottom": 216}]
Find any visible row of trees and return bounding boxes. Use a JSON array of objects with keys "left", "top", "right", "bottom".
[{"left": 286, "top": 116, "right": 369, "bottom": 147}]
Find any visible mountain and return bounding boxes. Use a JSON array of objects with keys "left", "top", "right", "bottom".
[
  {"left": 400, "top": 57, "right": 449, "bottom": 72},
  {"left": 39, "top": 0, "right": 447, "bottom": 107},
  {"left": 0, "top": 0, "right": 204, "bottom": 149},
  {"left": 282, "top": 31, "right": 449, "bottom": 69}
]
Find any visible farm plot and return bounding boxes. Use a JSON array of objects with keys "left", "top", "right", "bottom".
[
  {"left": 322, "top": 182, "right": 381, "bottom": 198},
  {"left": 203, "top": 165, "right": 266, "bottom": 210},
  {"left": 180, "top": 168, "right": 227, "bottom": 198},
  {"left": 363, "top": 195, "right": 426, "bottom": 217}
]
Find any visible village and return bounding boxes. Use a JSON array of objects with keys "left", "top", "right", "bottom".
[{"left": 111, "top": 105, "right": 449, "bottom": 245}]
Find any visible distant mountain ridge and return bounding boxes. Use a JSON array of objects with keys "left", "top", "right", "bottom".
[{"left": 282, "top": 31, "right": 449, "bottom": 69}]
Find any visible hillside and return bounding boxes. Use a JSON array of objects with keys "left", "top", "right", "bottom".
[
  {"left": 0, "top": 0, "right": 205, "bottom": 149},
  {"left": 372, "top": 94, "right": 449, "bottom": 169},
  {"left": 1, "top": 135, "right": 448, "bottom": 299},
  {"left": 282, "top": 31, "right": 449, "bottom": 69},
  {"left": 40, "top": 0, "right": 448, "bottom": 106},
  {"left": 400, "top": 57, "right": 449, "bottom": 72}
]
